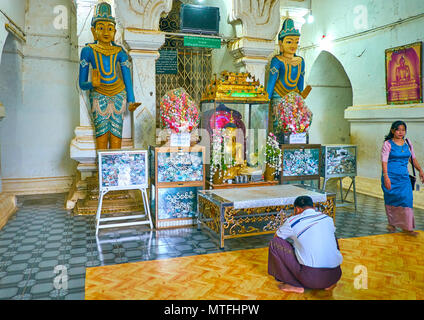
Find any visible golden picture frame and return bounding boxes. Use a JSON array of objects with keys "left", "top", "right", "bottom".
[{"left": 385, "top": 42, "right": 422, "bottom": 105}]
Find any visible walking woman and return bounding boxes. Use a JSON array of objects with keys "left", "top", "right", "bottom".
[{"left": 381, "top": 120, "right": 424, "bottom": 236}]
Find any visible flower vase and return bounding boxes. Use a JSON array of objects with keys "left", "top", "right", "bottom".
[{"left": 264, "top": 164, "right": 276, "bottom": 182}]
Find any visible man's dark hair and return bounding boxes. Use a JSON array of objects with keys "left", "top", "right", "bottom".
[{"left": 293, "top": 196, "right": 314, "bottom": 209}]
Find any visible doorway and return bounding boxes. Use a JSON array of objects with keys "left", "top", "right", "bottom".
[{"left": 306, "top": 50, "right": 352, "bottom": 144}]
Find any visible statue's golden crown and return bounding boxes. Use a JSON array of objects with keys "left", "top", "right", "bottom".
[{"left": 91, "top": 2, "right": 116, "bottom": 27}]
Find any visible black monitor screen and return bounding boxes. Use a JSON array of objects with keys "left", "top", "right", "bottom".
[{"left": 180, "top": 4, "right": 220, "bottom": 35}]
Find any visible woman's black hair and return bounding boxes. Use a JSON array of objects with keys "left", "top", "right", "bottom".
[{"left": 384, "top": 120, "right": 407, "bottom": 141}]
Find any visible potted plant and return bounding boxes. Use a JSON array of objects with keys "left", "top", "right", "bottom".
[{"left": 264, "top": 132, "right": 282, "bottom": 181}]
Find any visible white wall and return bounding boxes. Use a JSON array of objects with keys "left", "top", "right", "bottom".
[
  {"left": 0, "top": 0, "right": 79, "bottom": 191},
  {"left": 0, "top": 34, "right": 24, "bottom": 188},
  {"left": 307, "top": 50, "right": 352, "bottom": 145},
  {"left": 298, "top": 0, "right": 424, "bottom": 179},
  {"left": 300, "top": 0, "right": 424, "bottom": 107},
  {"left": 0, "top": 0, "right": 26, "bottom": 194},
  {"left": 0, "top": 0, "right": 26, "bottom": 30}
]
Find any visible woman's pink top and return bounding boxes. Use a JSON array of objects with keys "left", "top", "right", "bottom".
[{"left": 381, "top": 139, "right": 416, "bottom": 162}]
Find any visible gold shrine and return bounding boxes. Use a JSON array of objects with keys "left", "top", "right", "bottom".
[
  {"left": 200, "top": 71, "right": 272, "bottom": 189},
  {"left": 201, "top": 71, "right": 269, "bottom": 103}
]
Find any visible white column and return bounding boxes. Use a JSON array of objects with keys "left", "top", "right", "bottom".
[
  {"left": 124, "top": 30, "right": 165, "bottom": 149},
  {"left": 0, "top": 14, "right": 9, "bottom": 192},
  {"left": 229, "top": 0, "right": 281, "bottom": 87},
  {"left": 0, "top": 15, "right": 18, "bottom": 222},
  {"left": 0, "top": 28, "right": 17, "bottom": 191},
  {"left": 228, "top": 37, "right": 276, "bottom": 86},
  {"left": 280, "top": 3, "right": 309, "bottom": 32},
  {"left": 114, "top": 0, "right": 172, "bottom": 149},
  {"left": 67, "top": 0, "right": 98, "bottom": 210},
  {"left": 0, "top": 99, "right": 17, "bottom": 229},
  {"left": 0, "top": 102, "right": 5, "bottom": 193}
]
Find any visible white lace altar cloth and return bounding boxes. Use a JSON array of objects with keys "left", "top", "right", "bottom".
[{"left": 206, "top": 185, "right": 327, "bottom": 209}]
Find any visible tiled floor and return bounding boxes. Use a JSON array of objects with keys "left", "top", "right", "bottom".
[{"left": 1, "top": 190, "right": 424, "bottom": 300}]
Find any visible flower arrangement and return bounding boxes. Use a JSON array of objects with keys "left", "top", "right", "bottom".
[
  {"left": 265, "top": 132, "right": 282, "bottom": 172},
  {"left": 160, "top": 88, "right": 200, "bottom": 133},
  {"left": 276, "top": 91, "right": 312, "bottom": 134}
]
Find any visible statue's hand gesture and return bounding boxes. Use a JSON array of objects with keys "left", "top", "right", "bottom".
[
  {"left": 301, "top": 85, "right": 312, "bottom": 99},
  {"left": 92, "top": 69, "right": 101, "bottom": 88},
  {"left": 129, "top": 102, "right": 141, "bottom": 112}
]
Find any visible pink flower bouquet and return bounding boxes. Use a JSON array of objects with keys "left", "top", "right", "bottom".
[
  {"left": 276, "top": 91, "right": 313, "bottom": 134},
  {"left": 160, "top": 88, "right": 200, "bottom": 133}
]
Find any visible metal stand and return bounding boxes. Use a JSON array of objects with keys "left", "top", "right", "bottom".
[
  {"left": 322, "top": 176, "right": 357, "bottom": 212},
  {"left": 95, "top": 188, "right": 153, "bottom": 236}
]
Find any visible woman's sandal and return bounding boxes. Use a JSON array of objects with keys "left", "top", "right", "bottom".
[{"left": 386, "top": 225, "right": 396, "bottom": 233}]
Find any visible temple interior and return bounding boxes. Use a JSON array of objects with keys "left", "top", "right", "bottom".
[{"left": 0, "top": 0, "right": 424, "bottom": 301}]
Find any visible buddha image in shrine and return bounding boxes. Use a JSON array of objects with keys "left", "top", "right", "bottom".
[{"left": 386, "top": 44, "right": 422, "bottom": 104}]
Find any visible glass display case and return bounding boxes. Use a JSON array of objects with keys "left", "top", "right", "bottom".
[
  {"left": 157, "top": 150, "right": 204, "bottom": 183},
  {"left": 280, "top": 144, "right": 322, "bottom": 188},
  {"left": 149, "top": 145, "right": 205, "bottom": 229},
  {"left": 320, "top": 144, "right": 357, "bottom": 211},
  {"left": 320, "top": 145, "right": 357, "bottom": 178},
  {"left": 200, "top": 71, "right": 271, "bottom": 187}
]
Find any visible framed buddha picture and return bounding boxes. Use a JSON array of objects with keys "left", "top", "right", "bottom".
[{"left": 385, "top": 42, "right": 422, "bottom": 105}]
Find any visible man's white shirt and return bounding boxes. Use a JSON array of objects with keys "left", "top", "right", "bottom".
[{"left": 276, "top": 208, "right": 343, "bottom": 268}]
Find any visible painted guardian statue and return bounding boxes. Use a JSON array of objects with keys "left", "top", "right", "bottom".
[
  {"left": 266, "top": 18, "right": 312, "bottom": 137},
  {"left": 78, "top": 2, "right": 140, "bottom": 150}
]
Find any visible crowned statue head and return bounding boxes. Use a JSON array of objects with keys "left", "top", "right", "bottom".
[
  {"left": 91, "top": 2, "right": 116, "bottom": 46},
  {"left": 278, "top": 18, "right": 301, "bottom": 58}
]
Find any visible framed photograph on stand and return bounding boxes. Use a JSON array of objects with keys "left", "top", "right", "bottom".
[
  {"left": 385, "top": 42, "right": 422, "bottom": 105},
  {"left": 96, "top": 149, "right": 153, "bottom": 236}
]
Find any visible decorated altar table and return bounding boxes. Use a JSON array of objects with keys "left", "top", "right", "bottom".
[{"left": 197, "top": 184, "right": 336, "bottom": 248}]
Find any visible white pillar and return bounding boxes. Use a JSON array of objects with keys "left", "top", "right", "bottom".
[
  {"left": 124, "top": 30, "right": 165, "bottom": 148},
  {"left": 228, "top": 37, "right": 276, "bottom": 86},
  {"left": 114, "top": 0, "right": 172, "bottom": 148},
  {"left": 67, "top": 0, "right": 97, "bottom": 210},
  {"left": 229, "top": 0, "right": 281, "bottom": 87},
  {"left": 0, "top": 102, "right": 5, "bottom": 194},
  {"left": 0, "top": 15, "right": 18, "bottom": 226},
  {"left": 0, "top": 14, "right": 9, "bottom": 192}
]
